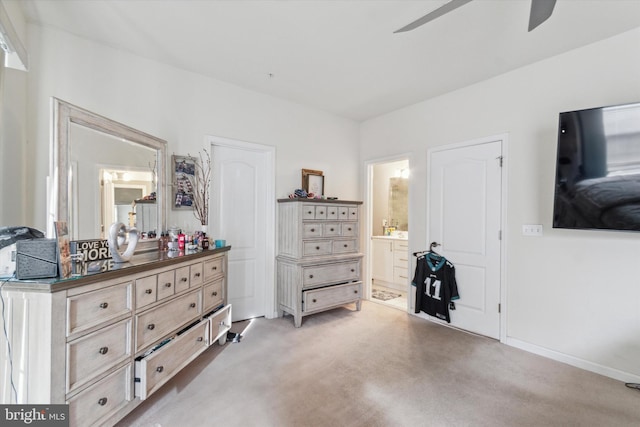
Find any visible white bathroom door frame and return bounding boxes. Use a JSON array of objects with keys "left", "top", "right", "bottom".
[
  {"left": 207, "top": 135, "right": 277, "bottom": 319},
  {"left": 364, "top": 153, "right": 414, "bottom": 310}
]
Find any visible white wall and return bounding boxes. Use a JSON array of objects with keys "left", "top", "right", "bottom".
[
  {"left": 23, "top": 24, "right": 360, "bottom": 233},
  {"left": 360, "top": 28, "right": 640, "bottom": 382},
  {"left": 0, "top": 0, "right": 27, "bottom": 227}
]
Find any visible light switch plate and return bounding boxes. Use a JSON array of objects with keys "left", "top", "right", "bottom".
[{"left": 522, "top": 224, "right": 543, "bottom": 236}]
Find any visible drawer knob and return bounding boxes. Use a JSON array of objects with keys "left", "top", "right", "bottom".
[
  {"left": 181, "top": 277, "right": 188, "bottom": 282},
  {"left": 99, "top": 302, "right": 108, "bottom": 309},
  {"left": 319, "top": 211, "right": 324, "bottom": 215},
  {"left": 165, "top": 282, "right": 172, "bottom": 288},
  {"left": 343, "top": 244, "right": 348, "bottom": 248},
  {"left": 331, "top": 211, "right": 335, "bottom": 215},
  {"left": 197, "top": 337, "right": 203, "bottom": 342},
  {"left": 315, "top": 246, "right": 320, "bottom": 250},
  {"left": 347, "top": 227, "right": 352, "bottom": 231},
  {"left": 330, "top": 228, "right": 335, "bottom": 232},
  {"left": 98, "top": 346, "right": 109, "bottom": 355},
  {"left": 212, "top": 266, "right": 217, "bottom": 271},
  {"left": 212, "top": 291, "right": 218, "bottom": 297},
  {"left": 354, "top": 290, "right": 358, "bottom": 294},
  {"left": 145, "top": 289, "right": 153, "bottom": 294},
  {"left": 190, "top": 302, "right": 197, "bottom": 308},
  {"left": 156, "top": 366, "right": 164, "bottom": 373},
  {"left": 307, "top": 211, "right": 312, "bottom": 214},
  {"left": 312, "top": 299, "right": 317, "bottom": 303},
  {"left": 351, "top": 269, "right": 355, "bottom": 272},
  {"left": 98, "top": 397, "right": 108, "bottom": 406},
  {"left": 147, "top": 323, "right": 155, "bottom": 330},
  {"left": 309, "top": 274, "right": 314, "bottom": 279},
  {"left": 310, "top": 228, "right": 315, "bottom": 232},
  {"left": 195, "top": 272, "right": 201, "bottom": 277}
]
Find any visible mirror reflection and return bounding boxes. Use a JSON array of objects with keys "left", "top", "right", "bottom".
[{"left": 70, "top": 124, "right": 158, "bottom": 240}]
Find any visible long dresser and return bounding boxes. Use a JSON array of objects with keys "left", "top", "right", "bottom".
[
  {"left": 277, "top": 199, "right": 363, "bottom": 327},
  {"left": 0, "top": 247, "right": 231, "bottom": 427}
]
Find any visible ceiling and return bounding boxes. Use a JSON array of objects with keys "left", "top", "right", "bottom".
[{"left": 18, "top": 0, "right": 640, "bottom": 121}]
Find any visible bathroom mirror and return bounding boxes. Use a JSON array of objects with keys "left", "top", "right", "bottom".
[
  {"left": 49, "top": 98, "right": 167, "bottom": 246},
  {"left": 388, "top": 177, "right": 408, "bottom": 231}
]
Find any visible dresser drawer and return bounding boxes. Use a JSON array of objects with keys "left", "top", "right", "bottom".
[
  {"left": 302, "top": 223, "right": 323, "bottom": 238},
  {"left": 206, "top": 304, "right": 232, "bottom": 345},
  {"left": 303, "top": 282, "right": 362, "bottom": 313},
  {"left": 135, "top": 274, "right": 157, "bottom": 309},
  {"left": 135, "top": 321, "right": 209, "bottom": 400},
  {"left": 67, "top": 318, "right": 132, "bottom": 394},
  {"left": 348, "top": 207, "right": 359, "bottom": 220},
  {"left": 135, "top": 289, "right": 202, "bottom": 352},
  {"left": 190, "top": 262, "right": 204, "bottom": 287},
  {"left": 67, "top": 281, "right": 132, "bottom": 336},
  {"left": 203, "top": 278, "right": 224, "bottom": 313},
  {"left": 326, "top": 206, "right": 339, "bottom": 219},
  {"left": 338, "top": 206, "right": 349, "bottom": 219},
  {"left": 393, "top": 267, "right": 409, "bottom": 285},
  {"left": 341, "top": 223, "right": 357, "bottom": 237},
  {"left": 204, "top": 257, "right": 224, "bottom": 281},
  {"left": 303, "top": 240, "right": 332, "bottom": 256},
  {"left": 302, "top": 260, "right": 360, "bottom": 287},
  {"left": 157, "top": 270, "right": 175, "bottom": 300},
  {"left": 175, "top": 265, "right": 191, "bottom": 293},
  {"left": 68, "top": 365, "right": 131, "bottom": 427},
  {"left": 324, "top": 223, "right": 341, "bottom": 237},
  {"left": 332, "top": 239, "right": 357, "bottom": 254}
]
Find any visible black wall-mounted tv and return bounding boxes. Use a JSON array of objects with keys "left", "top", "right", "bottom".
[{"left": 552, "top": 101, "right": 640, "bottom": 232}]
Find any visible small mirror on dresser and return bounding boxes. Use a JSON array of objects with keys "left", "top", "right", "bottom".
[{"left": 49, "top": 98, "right": 167, "bottom": 249}]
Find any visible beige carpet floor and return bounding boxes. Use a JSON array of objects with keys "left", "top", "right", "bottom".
[{"left": 117, "top": 301, "right": 640, "bottom": 427}]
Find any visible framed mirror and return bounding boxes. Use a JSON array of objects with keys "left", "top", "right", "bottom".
[{"left": 48, "top": 98, "right": 167, "bottom": 248}]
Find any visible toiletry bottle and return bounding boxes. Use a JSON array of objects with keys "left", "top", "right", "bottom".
[{"left": 178, "top": 232, "right": 185, "bottom": 250}]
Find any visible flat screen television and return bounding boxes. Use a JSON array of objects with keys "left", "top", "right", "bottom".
[{"left": 552, "top": 101, "right": 640, "bottom": 231}]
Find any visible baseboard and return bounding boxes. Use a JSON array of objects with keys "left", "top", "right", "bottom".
[{"left": 505, "top": 337, "right": 640, "bottom": 384}]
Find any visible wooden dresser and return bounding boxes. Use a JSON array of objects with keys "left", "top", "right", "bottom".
[
  {"left": 0, "top": 247, "right": 231, "bottom": 426},
  {"left": 276, "top": 199, "right": 363, "bottom": 327}
]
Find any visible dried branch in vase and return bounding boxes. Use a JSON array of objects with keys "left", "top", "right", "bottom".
[{"left": 185, "top": 149, "right": 211, "bottom": 226}]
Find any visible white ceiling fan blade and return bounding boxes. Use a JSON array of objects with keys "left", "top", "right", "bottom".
[
  {"left": 528, "top": 0, "right": 557, "bottom": 31},
  {"left": 394, "top": 0, "right": 473, "bottom": 33}
]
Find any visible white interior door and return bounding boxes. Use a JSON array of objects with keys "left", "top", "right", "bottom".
[
  {"left": 427, "top": 138, "right": 503, "bottom": 338},
  {"left": 211, "top": 139, "right": 274, "bottom": 321}
]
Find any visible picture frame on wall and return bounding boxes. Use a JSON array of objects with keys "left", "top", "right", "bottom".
[
  {"left": 172, "top": 154, "right": 196, "bottom": 209},
  {"left": 302, "top": 168, "right": 324, "bottom": 196}
]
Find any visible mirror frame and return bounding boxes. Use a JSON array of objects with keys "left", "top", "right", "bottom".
[{"left": 49, "top": 98, "right": 167, "bottom": 248}]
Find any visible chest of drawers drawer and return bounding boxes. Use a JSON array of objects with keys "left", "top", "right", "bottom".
[
  {"left": 157, "top": 270, "right": 176, "bottom": 300},
  {"left": 203, "top": 278, "right": 224, "bottom": 313},
  {"left": 204, "top": 257, "right": 224, "bottom": 281},
  {"left": 303, "top": 281, "right": 362, "bottom": 313},
  {"left": 189, "top": 262, "right": 204, "bottom": 287},
  {"left": 135, "top": 289, "right": 202, "bottom": 352},
  {"left": 67, "top": 281, "right": 132, "bottom": 336},
  {"left": 68, "top": 364, "right": 131, "bottom": 427},
  {"left": 135, "top": 320, "right": 209, "bottom": 400},
  {"left": 66, "top": 318, "right": 132, "bottom": 394},
  {"left": 302, "top": 260, "right": 360, "bottom": 288}
]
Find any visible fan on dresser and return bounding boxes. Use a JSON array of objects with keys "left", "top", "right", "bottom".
[{"left": 394, "top": 0, "right": 557, "bottom": 33}]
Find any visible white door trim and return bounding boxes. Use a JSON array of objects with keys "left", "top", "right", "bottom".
[
  {"left": 427, "top": 133, "right": 508, "bottom": 342},
  {"left": 205, "top": 135, "right": 277, "bottom": 319},
  {"left": 364, "top": 152, "right": 415, "bottom": 311}
]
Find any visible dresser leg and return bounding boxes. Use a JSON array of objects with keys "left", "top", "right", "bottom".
[
  {"left": 294, "top": 314, "right": 302, "bottom": 328},
  {"left": 356, "top": 300, "right": 362, "bottom": 311}
]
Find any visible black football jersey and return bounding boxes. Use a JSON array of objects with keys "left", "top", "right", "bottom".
[{"left": 412, "top": 253, "right": 460, "bottom": 323}]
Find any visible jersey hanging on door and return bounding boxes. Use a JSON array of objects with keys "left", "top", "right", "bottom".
[{"left": 412, "top": 253, "right": 459, "bottom": 323}]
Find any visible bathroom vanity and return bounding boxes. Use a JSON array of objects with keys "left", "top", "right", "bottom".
[
  {"left": 371, "top": 235, "right": 409, "bottom": 292},
  {"left": 0, "top": 248, "right": 231, "bottom": 427}
]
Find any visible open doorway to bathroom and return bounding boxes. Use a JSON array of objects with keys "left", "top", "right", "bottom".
[{"left": 366, "top": 158, "right": 410, "bottom": 311}]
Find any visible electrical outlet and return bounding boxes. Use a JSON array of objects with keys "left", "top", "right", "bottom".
[{"left": 522, "top": 224, "right": 543, "bottom": 236}]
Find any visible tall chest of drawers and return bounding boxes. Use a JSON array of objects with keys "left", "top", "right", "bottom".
[
  {"left": 0, "top": 248, "right": 231, "bottom": 427},
  {"left": 277, "top": 199, "right": 363, "bottom": 327}
]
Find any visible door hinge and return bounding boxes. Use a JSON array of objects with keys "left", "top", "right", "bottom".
[
  {"left": 497, "top": 156, "right": 503, "bottom": 167},
  {"left": 498, "top": 303, "right": 501, "bottom": 313}
]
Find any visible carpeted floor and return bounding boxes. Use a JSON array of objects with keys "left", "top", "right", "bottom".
[{"left": 117, "top": 301, "right": 640, "bottom": 427}]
